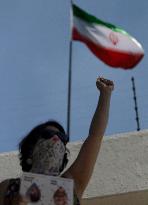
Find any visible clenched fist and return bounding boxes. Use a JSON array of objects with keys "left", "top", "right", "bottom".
[{"left": 96, "top": 77, "right": 114, "bottom": 94}]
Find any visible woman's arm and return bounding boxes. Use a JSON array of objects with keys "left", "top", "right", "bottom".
[{"left": 64, "top": 77, "right": 114, "bottom": 197}]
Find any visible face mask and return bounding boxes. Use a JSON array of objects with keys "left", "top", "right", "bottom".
[{"left": 30, "top": 135, "right": 66, "bottom": 176}]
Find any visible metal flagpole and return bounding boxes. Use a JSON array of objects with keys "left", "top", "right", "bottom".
[
  {"left": 131, "top": 77, "right": 140, "bottom": 131},
  {"left": 67, "top": 0, "right": 73, "bottom": 138}
]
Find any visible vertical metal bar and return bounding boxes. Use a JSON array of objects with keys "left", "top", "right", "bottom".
[
  {"left": 67, "top": 0, "right": 73, "bottom": 138},
  {"left": 67, "top": 40, "right": 73, "bottom": 138},
  {"left": 131, "top": 77, "right": 140, "bottom": 131}
]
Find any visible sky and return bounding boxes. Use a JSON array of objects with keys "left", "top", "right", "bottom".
[{"left": 0, "top": 0, "right": 147, "bottom": 152}]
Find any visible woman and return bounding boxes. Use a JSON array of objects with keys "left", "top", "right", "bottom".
[{"left": 0, "top": 77, "right": 114, "bottom": 205}]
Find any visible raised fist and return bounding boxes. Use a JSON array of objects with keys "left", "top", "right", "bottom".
[{"left": 96, "top": 77, "right": 114, "bottom": 93}]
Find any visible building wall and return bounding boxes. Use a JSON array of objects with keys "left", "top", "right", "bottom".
[{"left": 82, "top": 189, "right": 148, "bottom": 205}]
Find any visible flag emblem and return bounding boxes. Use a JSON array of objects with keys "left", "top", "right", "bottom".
[{"left": 109, "top": 32, "right": 119, "bottom": 46}]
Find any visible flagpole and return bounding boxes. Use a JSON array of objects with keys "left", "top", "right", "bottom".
[
  {"left": 131, "top": 77, "right": 140, "bottom": 131},
  {"left": 67, "top": 0, "right": 73, "bottom": 138}
]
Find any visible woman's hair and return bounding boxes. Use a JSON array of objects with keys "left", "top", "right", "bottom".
[{"left": 18, "top": 120, "right": 69, "bottom": 172}]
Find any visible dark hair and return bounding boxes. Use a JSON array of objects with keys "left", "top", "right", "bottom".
[{"left": 18, "top": 120, "right": 69, "bottom": 172}]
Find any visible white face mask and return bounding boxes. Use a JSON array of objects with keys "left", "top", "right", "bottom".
[{"left": 30, "top": 135, "right": 66, "bottom": 176}]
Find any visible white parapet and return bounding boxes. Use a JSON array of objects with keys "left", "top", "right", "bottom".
[{"left": 0, "top": 129, "right": 148, "bottom": 205}]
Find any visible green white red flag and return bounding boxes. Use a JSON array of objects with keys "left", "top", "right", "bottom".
[{"left": 72, "top": 4, "right": 144, "bottom": 69}]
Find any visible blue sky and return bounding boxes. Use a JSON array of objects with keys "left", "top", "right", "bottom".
[{"left": 0, "top": 0, "right": 148, "bottom": 152}]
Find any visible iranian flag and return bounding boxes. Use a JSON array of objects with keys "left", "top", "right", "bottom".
[{"left": 72, "top": 4, "right": 144, "bottom": 69}]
